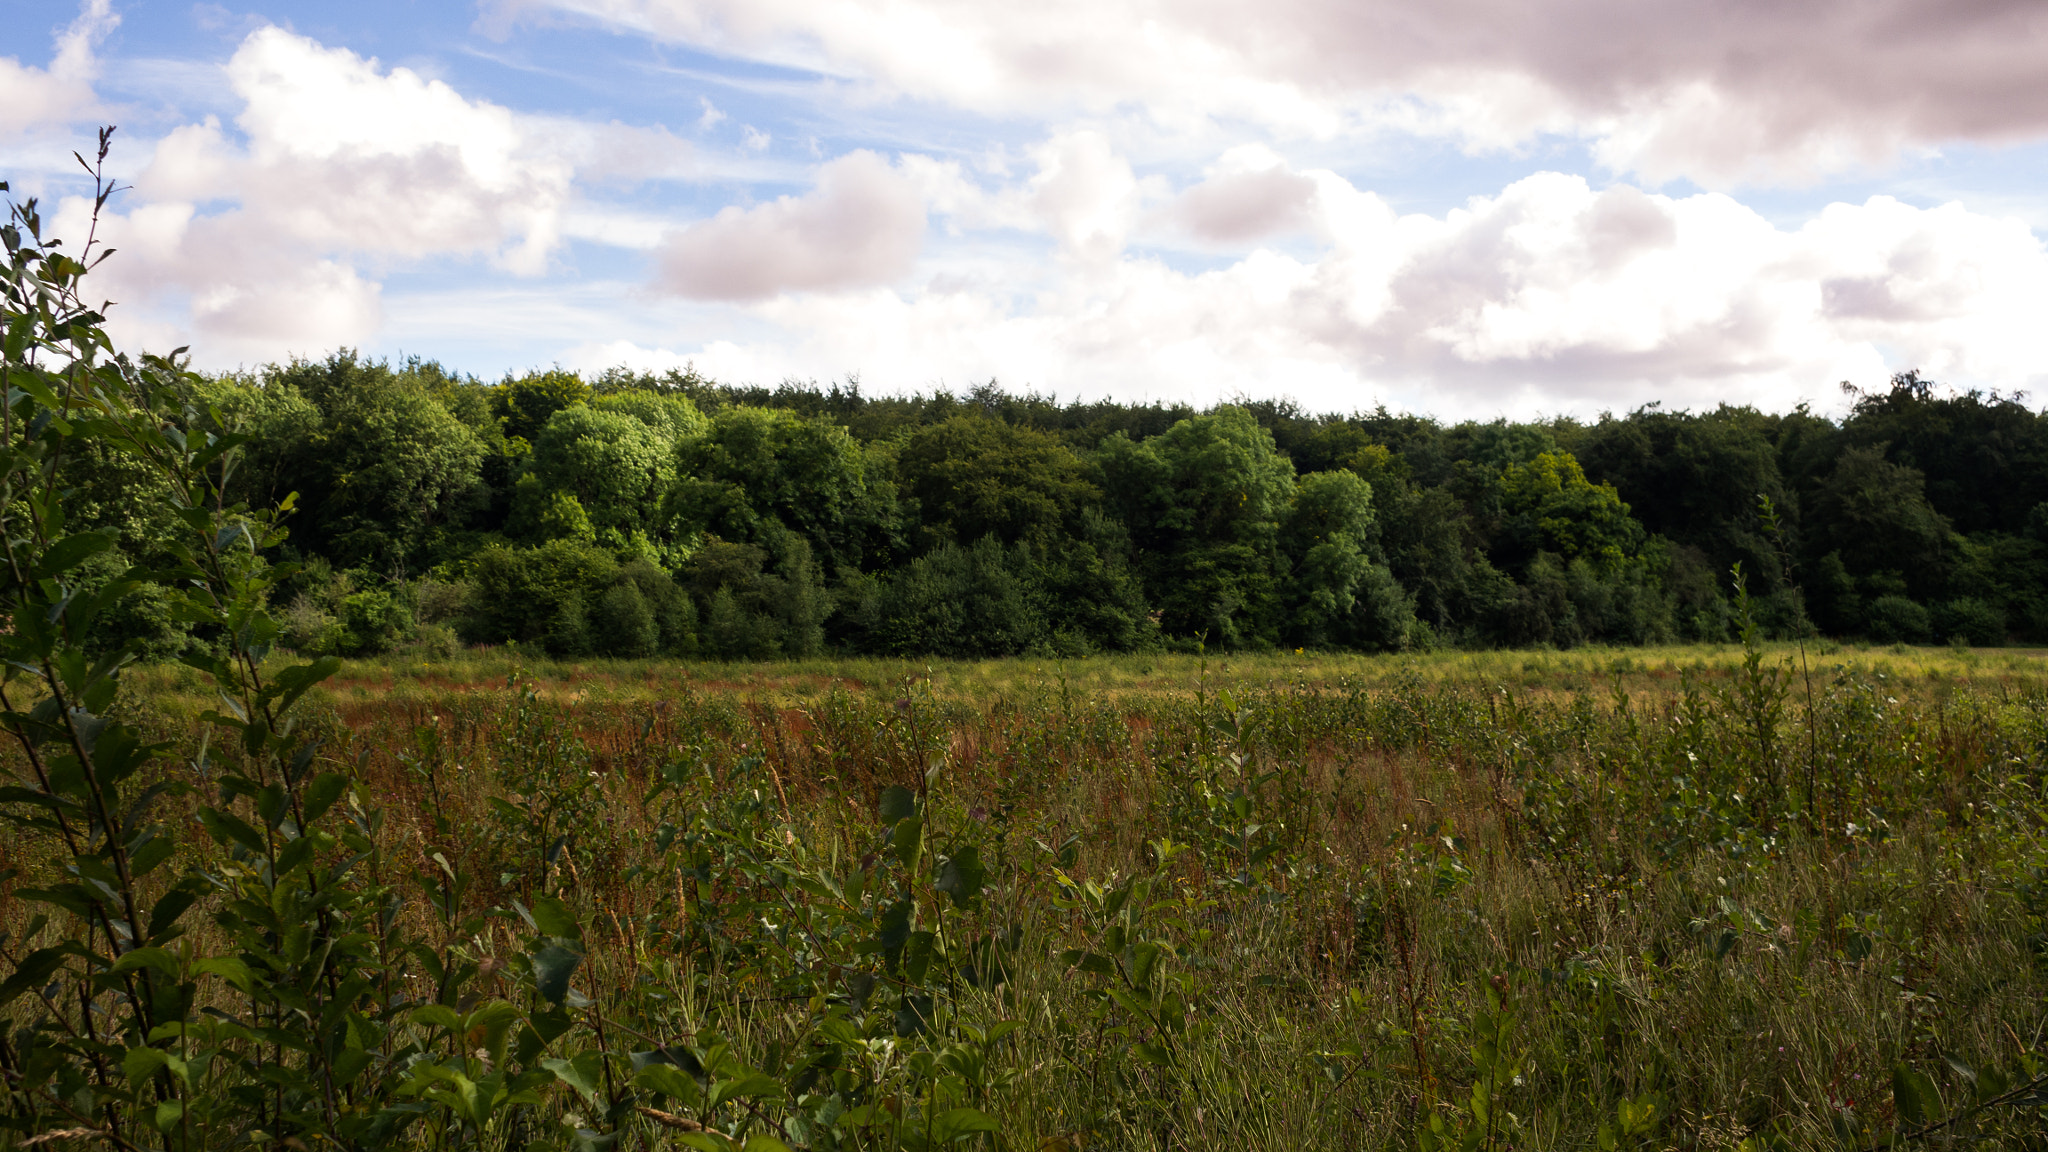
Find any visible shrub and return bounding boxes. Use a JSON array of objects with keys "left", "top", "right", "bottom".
[
  {"left": 1865, "top": 594, "right": 1932, "bottom": 644},
  {"left": 593, "top": 581, "right": 659, "bottom": 657},
  {"left": 276, "top": 570, "right": 416, "bottom": 656},
  {"left": 1936, "top": 597, "right": 2005, "bottom": 647},
  {"left": 461, "top": 538, "right": 619, "bottom": 645},
  {"left": 331, "top": 586, "right": 415, "bottom": 655},
  {"left": 873, "top": 536, "right": 1045, "bottom": 657}
]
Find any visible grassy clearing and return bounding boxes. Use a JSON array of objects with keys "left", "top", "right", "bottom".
[
  {"left": 26, "top": 642, "right": 2042, "bottom": 1150},
  {"left": 123, "top": 640, "right": 2048, "bottom": 714}
]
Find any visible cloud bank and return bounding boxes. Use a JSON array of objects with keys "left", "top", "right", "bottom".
[
  {"left": 7, "top": 0, "right": 2044, "bottom": 414},
  {"left": 593, "top": 161, "right": 2048, "bottom": 415},
  {"left": 498, "top": 0, "right": 2048, "bottom": 185}
]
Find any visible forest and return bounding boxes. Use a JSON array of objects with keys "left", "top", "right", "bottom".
[{"left": 75, "top": 349, "right": 2048, "bottom": 663}]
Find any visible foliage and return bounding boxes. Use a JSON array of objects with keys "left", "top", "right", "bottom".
[
  {"left": 1098, "top": 406, "right": 1298, "bottom": 647},
  {"left": 896, "top": 416, "right": 1098, "bottom": 550},
  {"left": 518, "top": 404, "right": 678, "bottom": 545}
]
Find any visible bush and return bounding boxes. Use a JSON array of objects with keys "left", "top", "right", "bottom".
[
  {"left": 331, "top": 587, "right": 415, "bottom": 655},
  {"left": 616, "top": 558, "right": 697, "bottom": 655},
  {"left": 547, "top": 591, "right": 592, "bottom": 656},
  {"left": 872, "top": 537, "right": 1045, "bottom": 657},
  {"left": 277, "top": 570, "right": 416, "bottom": 656},
  {"left": 682, "top": 534, "right": 830, "bottom": 659},
  {"left": 593, "top": 581, "right": 659, "bottom": 657},
  {"left": 75, "top": 547, "right": 190, "bottom": 661},
  {"left": 1936, "top": 597, "right": 2005, "bottom": 647},
  {"left": 1865, "top": 594, "right": 1932, "bottom": 644},
  {"left": 460, "top": 539, "right": 619, "bottom": 646}
]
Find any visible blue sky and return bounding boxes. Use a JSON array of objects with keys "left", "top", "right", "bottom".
[{"left": 6, "top": 0, "right": 2048, "bottom": 418}]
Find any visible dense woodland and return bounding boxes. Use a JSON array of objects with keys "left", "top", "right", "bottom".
[{"left": 78, "top": 353, "right": 2048, "bottom": 660}]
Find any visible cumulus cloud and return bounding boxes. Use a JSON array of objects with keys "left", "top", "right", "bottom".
[
  {"left": 52, "top": 26, "right": 683, "bottom": 361},
  {"left": 496, "top": 0, "right": 2048, "bottom": 185},
  {"left": 0, "top": 0, "right": 115, "bottom": 140},
  {"left": 1027, "top": 132, "right": 1142, "bottom": 263},
  {"left": 655, "top": 150, "right": 925, "bottom": 300},
  {"left": 603, "top": 163, "right": 2048, "bottom": 416},
  {"left": 1167, "top": 146, "right": 1321, "bottom": 244}
]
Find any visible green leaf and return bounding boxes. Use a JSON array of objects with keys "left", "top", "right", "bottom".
[
  {"left": 34, "top": 532, "right": 112, "bottom": 579},
  {"left": 1893, "top": 1064, "right": 1942, "bottom": 1126},
  {"left": 195, "top": 956, "right": 255, "bottom": 992},
  {"left": 110, "top": 947, "right": 179, "bottom": 978},
  {"left": 153, "top": 1100, "right": 185, "bottom": 1133},
  {"left": 123, "top": 1046, "right": 169, "bottom": 1084},
  {"left": 531, "top": 894, "right": 582, "bottom": 941},
  {"left": 1059, "top": 950, "right": 1116, "bottom": 977},
  {"left": 879, "top": 785, "right": 916, "bottom": 824},
  {"left": 411, "top": 1003, "right": 463, "bottom": 1031},
  {"left": 0, "top": 946, "right": 68, "bottom": 1005},
  {"left": 302, "top": 772, "right": 350, "bottom": 825},
  {"left": 532, "top": 943, "right": 582, "bottom": 1006},
  {"left": 935, "top": 845, "right": 986, "bottom": 908},
  {"left": 704, "top": 1073, "right": 781, "bottom": 1110},
  {"left": 127, "top": 832, "right": 177, "bottom": 878},
  {"left": 930, "top": 1107, "right": 1001, "bottom": 1143},
  {"left": 266, "top": 655, "right": 342, "bottom": 716},
  {"left": 632, "top": 1063, "right": 703, "bottom": 1110},
  {"left": 891, "top": 815, "right": 923, "bottom": 871},
  {"left": 543, "top": 1052, "right": 606, "bottom": 1105},
  {"left": 198, "top": 807, "right": 268, "bottom": 856}
]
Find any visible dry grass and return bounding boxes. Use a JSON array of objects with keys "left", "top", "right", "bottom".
[{"left": 17, "top": 645, "right": 2048, "bottom": 1149}]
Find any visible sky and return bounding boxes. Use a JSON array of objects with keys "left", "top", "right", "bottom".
[{"left": 5, "top": 0, "right": 2048, "bottom": 419}]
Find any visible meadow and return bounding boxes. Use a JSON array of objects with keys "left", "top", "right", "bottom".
[{"left": 14, "top": 640, "right": 2046, "bottom": 1150}]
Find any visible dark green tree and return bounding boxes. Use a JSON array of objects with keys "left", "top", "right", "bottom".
[
  {"left": 896, "top": 415, "right": 1099, "bottom": 549},
  {"left": 1097, "top": 406, "right": 1296, "bottom": 647}
]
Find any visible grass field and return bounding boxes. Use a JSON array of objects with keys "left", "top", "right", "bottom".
[
  {"left": 13, "top": 641, "right": 2048, "bottom": 1150},
  {"left": 121, "top": 639, "right": 2048, "bottom": 713}
]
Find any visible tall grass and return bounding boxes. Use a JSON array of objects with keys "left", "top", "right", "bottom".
[{"left": 16, "top": 643, "right": 2045, "bottom": 1149}]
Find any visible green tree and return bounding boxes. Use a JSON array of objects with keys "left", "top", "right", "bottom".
[
  {"left": 1280, "top": 469, "right": 1413, "bottom": 650},
  {"left": 1838, "top": 371, "right": 2048, "bottom": 536},
  {"left": 1097, "top": 406, "right": 1297, "bottom": 647},
  {"left": 1493, "top": 450, "right": 1645, "bottom": 573},
  {"left": 1804, "top": 444, "right": 1951, "bottom": 599},
  {"left": 518, "top": 405, "right": 678, "bottom": 544},
  {"left": 193, "top": 373, "right": 322, "bottom": 514},
  {"left": 896, "top": 415, "right": 1099, "bottom": 548},
  {"left": 591, "top": 388, "right": 707, "bottom": 442},
  {"left": 673, "top": 406, "right": 898, "bottom": 573},
  {"left": 257, "top": 351, "right": 488, "bottom": 570},
  {"left": 871, "top": 536, "right": 1048, "bottom": 657},
  {"left": 1570, "top": 406, "right": 1794, "bottom": 590},
  {"left": 491, "top": 367, "right": 591, "bottom": 444},
  {"left": 459, "top": 538, "right": 620, "bottom": 650}
]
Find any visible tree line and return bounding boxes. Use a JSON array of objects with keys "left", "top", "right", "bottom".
[{"left": 73, "top": 352, "right": 2048, "bottom": 660}]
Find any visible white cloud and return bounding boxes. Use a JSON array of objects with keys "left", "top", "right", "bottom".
[
  {"left": 1028, "top": 131, "right": 1143, "bottom": 263},
  {"left": 495, "top": 0, "right": 2048, "bottom": 187},
  {"left": 1166, "top": 145, "right": 1321, "bottom": 244},
  {"left": 52, "top": 25, "right": 686, "bottom": 362},
  {"left": 0, "top": 0, "right": 116, "bottom": 141},
  {"left": 601, "top": 158, "right": 2048, "bottom": 416},
  {"left": 655, "top": 149, "right": 925, "bottom": 299}
]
